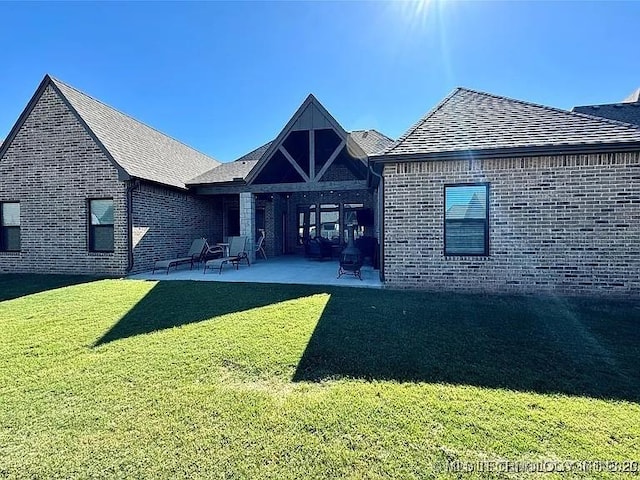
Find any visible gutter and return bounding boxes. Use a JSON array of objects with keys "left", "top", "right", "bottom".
[
  {"left": 368, "top": 160, "right": 385, "bottom": 283},
  {"left": 371, "top": 141, "right": 640, "bottom": 164},
  {"left": 125, "top": 179, "right": 140, "bottom": 273}
]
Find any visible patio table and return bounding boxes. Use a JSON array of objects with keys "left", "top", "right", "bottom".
[{"left": 216, "top": 243, "right": 230, "bottom": 257}]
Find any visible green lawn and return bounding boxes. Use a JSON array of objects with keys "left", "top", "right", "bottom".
[{"left": 1, "top": 275, "right": 639, "bottom": 479}]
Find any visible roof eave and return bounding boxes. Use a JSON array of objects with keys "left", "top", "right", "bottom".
[
  {"left": 186, "top": 179, "right": 247, "bottom": 188},
  {"left": 371, "top": 142, "right": 640, "bottom": 164}
]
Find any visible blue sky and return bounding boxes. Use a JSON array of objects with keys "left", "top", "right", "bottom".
[{"left": 1, "top": 1, "right": 639, "bottom": 162}]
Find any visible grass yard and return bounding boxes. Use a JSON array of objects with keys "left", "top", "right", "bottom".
[{"left": 0, "top": 275, "right": 639, "bottom": 479}]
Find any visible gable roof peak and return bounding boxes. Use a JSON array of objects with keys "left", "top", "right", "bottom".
[
  {"left": 48, "top": 76, "right": 216, "bottom": 161},
  {"left": 243, "top": 90, "right": 351, "bottom": 184},
  {"left": 379, "top": 86, "right": 640, "bottom": 158},
  {"left": 40, "top": 75, "right": 220, "bottom": 189}
]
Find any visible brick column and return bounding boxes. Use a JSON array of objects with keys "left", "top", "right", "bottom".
[{"left": 239, "top": 192, "right": 256, "bottom": 262}]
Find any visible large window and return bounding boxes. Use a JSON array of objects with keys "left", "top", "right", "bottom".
[
  {"left": 298, "top": 201, "right": 372, "bottom": 246},
  {"left": 444, "top": 184, "right": 489, "bottom": 256},
  {"left": 89, "top": 199, "right": 114, "bottom": 252},
  {"left": 1, "top": 202, "right": 20, "bottom": 252}
]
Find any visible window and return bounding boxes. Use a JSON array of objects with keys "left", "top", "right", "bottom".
[
  {"left": 444, "top": 184, "right": 489, "bottom": 256},
  {"left": 320, "top": 203, "right": 340, "bottom": 244},
  {"left": 89, "top": 199, "right": 114, "bottom": 252},
  {"left": 308, "top": 204, "right": 317, "bottom": 239},
  {"left": 1, "top": 202, "right": 20, "bottom": 252},
  {"left": 343, "top": 203, "right": 365, "bottom": 240}
]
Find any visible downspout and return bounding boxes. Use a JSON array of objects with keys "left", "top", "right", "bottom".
[
  {"left": 368, "top": 161, "right": 385, "bottom": 283},
  {"left": 125, "top": 179, "right": 140, "bottom": 273}
]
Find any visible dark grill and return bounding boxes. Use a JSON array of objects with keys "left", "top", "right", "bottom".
[{"left": 338, "top": 225, "right": 363, "bottom": 280}]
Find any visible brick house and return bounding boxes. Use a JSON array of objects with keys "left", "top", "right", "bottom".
[
  {"left": 2, "top": 75, "right": 640, "bottom": 295},
  {"left": 371, "top": 88, "right": 640, "bottom": 295},
  {"left": 0, "top": 75, "right": 221, "bottom": 275},
  {"left": 0, "top": 75, "right": 391, "bottom": 275}
]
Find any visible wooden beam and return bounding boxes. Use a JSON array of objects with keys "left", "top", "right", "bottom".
[
  {"left": 315, "top": 140, "right": 345, "bottom": 182},
  {"left": 193, "top": 180, "right": 369, "bottom": 195},
  {"left": 309, "top": 130, "right": 315, "bottom": 181},
  {"left": 279, "top": 145, "right": 310, "bottom": 183}
]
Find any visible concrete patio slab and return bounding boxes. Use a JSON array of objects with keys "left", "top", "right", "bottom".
[{"left": 129, "top": 256, "right": 383, "bottom": 289}]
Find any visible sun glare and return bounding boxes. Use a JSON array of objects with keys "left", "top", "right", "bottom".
[{"left": 396, "top": 0, "right": 439, "bottom": 29}]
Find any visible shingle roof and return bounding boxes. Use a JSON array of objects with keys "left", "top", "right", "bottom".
[
  {"left": 573, "top": 103, "right": 640, "bottom": 126},
  {"left": 188, "top": 130, "right": 393, "bottom": 186},
  {"left": 188, "top": 142, "right": 272, "bottom": 185},
  {"left": 381, "top": 88, "right": 640, "bottom": 157},
  {"left": 349, "top": 130, "right": 394, "bottom": 155},
  {"left": 50, "top": 77, "right": 220, "bottom": 189}
]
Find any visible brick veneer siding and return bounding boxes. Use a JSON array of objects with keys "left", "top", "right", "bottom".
[
  {"left": 383, "top": 152, "right": 640, "bottom": 295},
  {"left": 131, "top": 183, "right": 220, "bottom": 273},
  {"left": 0, "top": 85, "right": 128, "bottom": 275}
]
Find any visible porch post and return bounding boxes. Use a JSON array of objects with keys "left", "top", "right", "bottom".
[{"left": 239, "top": 192, "right": 256, "bottom": 262}]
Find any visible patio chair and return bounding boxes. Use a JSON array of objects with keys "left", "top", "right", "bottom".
[
  {"left": 255, "top": 230, "right": 267, "bottom": 260},
  {"left": 305, "top": 237, "right": 332, "bottom": 260},
  {"left": 152, "top": 238, "right": 209, "bottom": 274},
  {"left": 204, "top": 236, "right": 250, "bottom": 274}
]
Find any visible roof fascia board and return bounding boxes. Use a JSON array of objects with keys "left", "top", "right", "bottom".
[
  {"left": 245, "top": 94, "right": 351, "bottom": 184},
  {"left": 193, "top": 179, "right": 368, "bottom": 195},
  {"left": 371, "top": 142, "right": 640, "bottom": 164},
  {"left": 139, "top": 178, "right": 190, "bottom": 192},
  {"left": 48, "top": 78, "right": 131, "bottom": 181}
]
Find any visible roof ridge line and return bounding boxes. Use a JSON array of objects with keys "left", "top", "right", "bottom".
[
  {"left": 383, "top": 87, "right": 462, "bottom": 154},
  {"left": 457, "top": 86, "right": 640, "bottom": 131},
  {"left": 49, "top": 76, "right": 220, "bottom": 163},
  {"left": 574, "top": 101, "right": 640, "bottom": 108}
]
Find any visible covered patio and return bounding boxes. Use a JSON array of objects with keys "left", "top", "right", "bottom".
[{"left": 129, "top": 256, "right": 383, "bottom": 289}]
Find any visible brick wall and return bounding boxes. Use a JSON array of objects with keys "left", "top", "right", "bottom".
[
  {"left": 130, "top": 183, "right": 221, "bottom": 273},
  {"left": 383, "top": 152, "right": 640, "bottom": 295},
  {"left": 0, "top": 85, "right": 128, "bottom": 275}
]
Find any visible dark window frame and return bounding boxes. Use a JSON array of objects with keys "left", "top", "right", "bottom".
[
  {"left": 88, "top": 198, "right": 115, "bottom": 253},
  {"left": 0, "top": 201, "right": 21, "bottom": 252},
  {"left": 443, "top": 183, "right": 490, "bottom": 257},
  {"left": 319, "top": 203, "right": 340, "bottom": 244}
]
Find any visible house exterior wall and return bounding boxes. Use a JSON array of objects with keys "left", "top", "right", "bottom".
[
  {"left": 0, "top": 85, "right": 128, "bottom": 275},
  {"left": 131, "top": 182, "right": 221, "bottom": 273},
  {"left": 383, "top": 152, "right": 640, "bottom": 295}
]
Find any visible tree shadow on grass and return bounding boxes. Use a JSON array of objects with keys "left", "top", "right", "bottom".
[
  {"left": 93, "top": 281, "right": 324, "bottom": 347},
  {"left": 293, "top": 289, "right": 640, "bottom": 403},
  {"left": 0, "top": 274, "right": 102, "bottom": 302}
]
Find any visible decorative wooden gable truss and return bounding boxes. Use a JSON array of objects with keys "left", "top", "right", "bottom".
[{"left": 245, "top": 94, "right": 369, "bottom": 190}]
